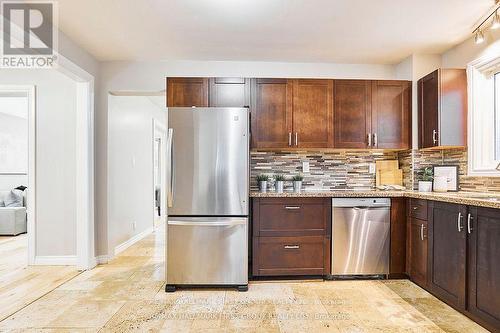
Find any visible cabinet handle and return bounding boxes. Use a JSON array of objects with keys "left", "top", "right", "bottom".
[
  {"left": 420, "top": 224, "right": 426, "bottom": 241},
  {"left": 288, "top": 132, "right": 292, "bottom": 146},
  {"left": 433, "top": 130, "right": 438, "bottom": 145},
  {"left": 467, "top": 213, "right": 473, "bottom": 234},
  {"left": 373, "top": 133, "right": 378, "bottom": 147},
  {"left": 412, "top": 206, "right": 419, "bottom": 210},
  {"left": 295, "top": 132, "right": 298, "bottom": 146},
  {"left": 367, "top": 133, "right": 372, "bottom": 147},
  {"left": 457, "top": 212, "right": 463, "bottom": 232},
  {"left": 284, "top": 245, "right": 300, "bottom": 249},
  {"left": 285, "top": 206, "right": 301, "bottom": 210}
]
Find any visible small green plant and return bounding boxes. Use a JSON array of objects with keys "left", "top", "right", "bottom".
[
  {"left": 256, "top": 174, "right": 269, "bottom": 182},
  {"left": 274, "top": 174, "right": 286, "bottom": 181},
  {"left": 292, "top": 174, "right": 304, "bottom": 181},
  {"left": 421, "top": 167, "right": 433, "bottom": 182}
]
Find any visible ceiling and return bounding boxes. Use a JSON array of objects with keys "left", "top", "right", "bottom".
[{"left": 57, "top": 0, "right": 493, "bottom": 64}]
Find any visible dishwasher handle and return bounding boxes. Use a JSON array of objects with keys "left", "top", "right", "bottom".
[{"left": 352, "top": 206, "right": 390, "bottom": 210}]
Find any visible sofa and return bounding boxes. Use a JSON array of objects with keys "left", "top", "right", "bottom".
[{"left": 0, "top": 190, "right": 27, "bottom": 235}]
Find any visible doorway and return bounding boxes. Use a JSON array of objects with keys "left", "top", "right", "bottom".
[{"left": 0, "top": 87, "right": 34, "bottom": 273}]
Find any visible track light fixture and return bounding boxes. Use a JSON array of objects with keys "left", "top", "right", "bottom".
[
  {"left": 473, "top": 1, "right": 500, "bottom": 44},
  {"left": 475, "top": 29, "right": 485, "bottom": 44}
]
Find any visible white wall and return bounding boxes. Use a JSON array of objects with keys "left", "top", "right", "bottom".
[
  {"left": 107, "top": 95, "right": 166, "bottom": 254},
  {"left": 442, "top": 29, "right": 500, "bottom": 68},
  {"left": 0, "top": 69, "right": 77, "bottom": 257}
]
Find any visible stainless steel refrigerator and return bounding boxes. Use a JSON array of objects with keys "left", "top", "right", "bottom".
[{"left": 165, "top": 107, "right": 249, "bottom": 292}]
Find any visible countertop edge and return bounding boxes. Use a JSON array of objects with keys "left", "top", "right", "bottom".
[{"left": 249, "top": 191, "right": 500, "bottom": 209}]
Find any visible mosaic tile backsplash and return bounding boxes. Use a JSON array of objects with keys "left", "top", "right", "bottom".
[
  {"left": 250, "top": 150, "right": 399, "bottom": 191},
  {"left": 251, "top": 149, "right": 500, "bottom": 193},
  {"left": 402, "top": 148, "right": 500, "bottom": 193}
]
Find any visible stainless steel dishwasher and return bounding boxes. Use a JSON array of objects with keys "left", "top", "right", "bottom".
[{"left": 331, "top": 198, "right": 390, "bottom": 277}]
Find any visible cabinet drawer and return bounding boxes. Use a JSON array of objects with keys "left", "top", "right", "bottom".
[
  {"left": 254, "top": 236, "right": 325, "bottom": 276},
  {"left": 409, "top": 198, "right": 428, "bottom": 220},
  {"left": 255, "top": 198, "right": 329, "bottom": 236}
]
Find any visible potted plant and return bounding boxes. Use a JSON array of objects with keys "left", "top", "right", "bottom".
[
  {"left": 274, "top": 174, "right": 286, "bottom": 193},
  {"left": 256, "top": 174, "right": 269, "bottom": 193},
  {"left": 418, "top": 167, "right": 433, "bottom": 192},
  {"left": 292, "top": 174, "right": 304, "bottom": 193}
]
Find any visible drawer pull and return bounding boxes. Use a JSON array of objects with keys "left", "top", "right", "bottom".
[
  {"left": 285, "top": 206, "right": 301, "bottom": 210},
  {"left": 412, "top": 206, "right": 419, "bottom": 210},
  {"left": 284, "top": 245, "right": 300, "bottom": 249}
]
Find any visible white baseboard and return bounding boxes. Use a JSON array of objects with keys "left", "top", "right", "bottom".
[
  {"left": 114, "top": 227, "right": 153, "bottom": 256},
  {"left": 33, "top": 255, "right": 77, "bottom": 266},
  {"left": 94, "top": 255, "right": 111, "bottom": 265}
]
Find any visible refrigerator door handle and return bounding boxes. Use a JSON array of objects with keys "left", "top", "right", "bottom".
[
  {"left": 168, "top": 220, "right": 247, "bottom": 227},
  {"left": 167, "top": 128, "right": 174, "bottom": 208}
]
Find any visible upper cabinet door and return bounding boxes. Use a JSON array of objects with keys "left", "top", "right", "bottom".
[
  {"left": 209, "top": 77, "right": 250, "bottom": 107},
  {"left": 292, "top": 79, "right": 334, "bottom": 148},
  {"left": 371, "top": 80, "right": 411, "bottom": 149},
  {"left": 166, "top": 77, "right": 209, "bottom": 107},
  {"left": 333, "top": 80, "right": 372, "bottom": 148},
  {"left": 418, "top": 71, "right": 439, "bottom": 148},
  {"left": 251, "top": 78, "right": 293, "bottom": 149},
  {"left": 418, "top": 69, "right": 467, "bottom": 149}
]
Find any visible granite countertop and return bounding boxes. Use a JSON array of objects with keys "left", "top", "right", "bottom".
[{"left": 250, "top": 190, "right": 500, "bottom": 209}]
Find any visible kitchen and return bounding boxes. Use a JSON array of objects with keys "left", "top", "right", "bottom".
[
  {"left": 164, "top": 65, "right": 499, "bottom": 332},
  {"left": 1, "top": 1, "right": 500, "bottom": 332}
]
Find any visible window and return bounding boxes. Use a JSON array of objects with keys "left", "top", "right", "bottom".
[{"left": 468, "top": 54, "right": 500, "bottom": 176}]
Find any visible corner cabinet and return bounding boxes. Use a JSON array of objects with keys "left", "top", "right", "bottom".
[{"left": 418, "top": 69, "right": 467, "bottom": 149}]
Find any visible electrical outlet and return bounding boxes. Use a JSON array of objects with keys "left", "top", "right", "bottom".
[
  {"left": 302, "top": 161, "right": 310, "bottom": 173},
  {"left": 132, "top": 221, "right": 136, "bottom": 230},
  {"left": 369, "top": 163, "right": 376, "bottom": 174}
]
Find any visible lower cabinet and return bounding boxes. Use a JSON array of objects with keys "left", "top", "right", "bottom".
[
  {"left": 422, "top": 200, "right": 500, "bottom": 332},
  {"left": 428, "top": 201, "right": 467, "bottom": 310},
  {"left": 467, "top": 206, "right": 500, "bottom": 331},
  {"left": 252, "top": 197, "right": 331, "bottom": 276},
  {"left": 408, "top": 217, "right": 428, "bottom": 288}
]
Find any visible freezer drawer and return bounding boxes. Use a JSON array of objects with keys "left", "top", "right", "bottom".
[
  {"left": 166, "top": 217, "right": 248, "bottom": 285},
  {"left": 332, "top": 201, "right": 390, "bottom": 275}
]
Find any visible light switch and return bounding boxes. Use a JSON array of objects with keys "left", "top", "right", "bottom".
[{"left": 302, "top": 161, "right": 310, "bottom": 173}]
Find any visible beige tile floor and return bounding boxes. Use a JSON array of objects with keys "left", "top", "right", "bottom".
[{"left": 0, "top": 225, "right": 489, "bottom": 332}]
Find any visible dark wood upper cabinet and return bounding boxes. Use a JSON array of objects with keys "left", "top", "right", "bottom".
[
  {"left": 428, "top": 201, "right": 467, "bottom": 310},
  {"left": 333, "top": 80, "right": 372, "bottom": 148},
  {"left": 251, "top": 78, "right": 293, "bottom": 148},
  {"left": 467, "top": 206, "right": 500, "bottom": 331},
  {"left": 372, "top": 80, "right": 411, "bottom": 149},
  {"left": 209, "top": 77, "right": 250, "bottom": 107},
  {"left": 292, "top": 79, "right": 334, "bottom": 148},
  {"left": 418, "top": 69, "right": 467, "bottom": 149},
  {"left": 166, "top": 77, "right": 209, "bottom": 107},
  {"left": 333, "top": 79, "right": 411, "bottom": 149}
]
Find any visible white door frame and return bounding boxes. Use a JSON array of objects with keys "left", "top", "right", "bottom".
[
  {"left": 0, "top": 85, "right": 36, "bottom": 265},
  {"left": 57, "top": 57, "right": 95, "bottom": 270},
  {"left": 153, "top": 119, "right": 167, "bottom": 228}
]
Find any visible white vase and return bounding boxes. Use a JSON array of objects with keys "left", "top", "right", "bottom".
[
  {"left": 275, "top": 181, "right": 284, "bottom": 193},
  {"left": 418, "top": 181, "right": 433, "bottom": 192},
  {"left": 293, "top": 181, "right": 302, "bottom": 193},
  {"left": 258, "top": 181, "right": 267, "bottom": 193}
]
